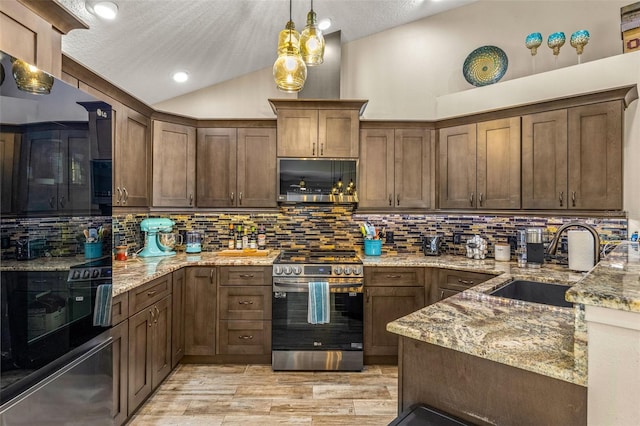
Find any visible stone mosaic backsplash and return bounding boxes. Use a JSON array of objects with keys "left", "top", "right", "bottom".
[
  {"left": 111, "top": 206, "right": 627, "bottom": 262},
  {"left": 1, "top": 216, "right": 113, "bottom": 260}
]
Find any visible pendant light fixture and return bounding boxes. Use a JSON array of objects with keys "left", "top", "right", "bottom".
[
  {"left": 300, "top": 0, "right": 325, "bottom": 65},
  {"left": 273, "top": 0, "right": 307, "bottom": 92},
  {"left": 11, "top": 58, "right": 53, "bottom": 95}
]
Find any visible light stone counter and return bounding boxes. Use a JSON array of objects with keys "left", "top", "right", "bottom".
[{"left": 111, "top": 251, "right": 280, "bottom": 296}]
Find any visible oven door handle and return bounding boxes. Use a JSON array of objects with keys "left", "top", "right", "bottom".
[{"left": 273, "top": 282, "right": 363, "bottom": 292}]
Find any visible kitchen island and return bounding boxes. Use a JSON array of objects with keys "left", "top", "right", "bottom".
[{"left": 386, "top": 243, "right": 640, "bottom": 425}]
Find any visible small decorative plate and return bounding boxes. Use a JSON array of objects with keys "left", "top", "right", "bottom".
[{"left": 463, "top": 45, "right": 508, "bottom": 87}]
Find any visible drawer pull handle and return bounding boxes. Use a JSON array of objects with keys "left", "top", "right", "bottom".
[
  {"left": 559, "top": 191, "right": 564, "bottom": 207},
  {"left": 386, "top": 275, "right": 401, "bottom": 279},
  {"left": 154, "top": 306, "right": 160, "bottom": 323},
  {"left": 210, "top": 269, "right": 214, "bottom": 284},
  {"left": 149, "top": 308, "right": 154, "bottom": 326},
  {"left": 238, "top": 335, "right": 254, "bottom": 340},
  {"left": 457, "top": 279, "right": 474, "bottom": 285},
  {"left": 147, "top": 290, "right": 157, "bottom": 296},
  {"left": 571, "top": 191, "right": 576, "bottom": 207},
  {"left": 239, "top": 274, "right": 255, "bottom": 278},
  {"left": 238, "top": 300, "right": 254, "bottom": 305},
  {"left": 440, "top": 290, "right": 445, "bottom": 300}
]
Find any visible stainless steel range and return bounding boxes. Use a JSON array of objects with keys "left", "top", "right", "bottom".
[{"left": 272, "top": 249, "right": 364, "bottom": 371}]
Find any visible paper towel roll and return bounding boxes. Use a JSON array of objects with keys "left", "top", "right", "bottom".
[{"left": 568, "top": 230, "right": 595, "bottom": 272}]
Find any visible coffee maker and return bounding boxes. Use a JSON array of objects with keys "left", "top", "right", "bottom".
[{"left": 139, "top": 218, "right": 176, "bottom": 257}]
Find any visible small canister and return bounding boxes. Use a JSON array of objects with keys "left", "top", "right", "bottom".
[{"left": 494, "top": 244, "right": 511, "bottom": 262}]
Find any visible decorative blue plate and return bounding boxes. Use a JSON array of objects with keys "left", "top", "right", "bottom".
[{"left": 463, "top": 45, "right": 508, "bottom": 87}]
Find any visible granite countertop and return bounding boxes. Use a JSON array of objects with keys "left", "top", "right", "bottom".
[{"left": 567, "top": 242, "right": 640, "bottom": 312}]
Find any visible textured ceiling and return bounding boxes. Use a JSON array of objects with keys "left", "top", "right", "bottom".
[{"left": 57, "top": 0, "right": 475, "bottom": 105}]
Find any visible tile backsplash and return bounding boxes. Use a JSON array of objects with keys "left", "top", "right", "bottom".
[{"left": 112, "top": 206, "right": 627, "bottom": 261}]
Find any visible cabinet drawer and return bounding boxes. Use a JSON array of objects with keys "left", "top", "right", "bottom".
[
  {"left": 219, "top": 286, "right": 271, "bottom": 320},
  {"left": 219, "top": 266, "right": 272, "bottom": 286},
  {"left": 365, "top": 267, "right": 425, "bottom": 287},
  {"left": 128, "top": 274, "right": 172, "bottom": 315},
  {"left": 111, "top": 292, "right": 129, "bottom": 325},
  {"left": 438, "top": 269, "right": 494, "bottom": 291},
  {"left": 217, "top": 320, "right": 271, "bottom": 355}
]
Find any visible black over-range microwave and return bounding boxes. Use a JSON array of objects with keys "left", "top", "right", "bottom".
[{"left": 277, "top": 158, "right": 358, "bottom": 203}]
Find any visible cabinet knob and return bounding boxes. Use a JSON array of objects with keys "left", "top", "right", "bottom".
[{"left": 559, "top": 191, "right": 564, "bottom": 207}]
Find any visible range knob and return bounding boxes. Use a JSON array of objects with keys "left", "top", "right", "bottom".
[
  {"left": 92, "top": 269, "right": 100, "bottom": 278},
  {"left": 333, "top": 266, "right": 343, "bottom": 275},
  {"left": 82, "top": 269, "right": 90, "bottom": 279},
  {"left": 344, "top": 266, "right": 353, "bottom": 275},
  {"left": 292, "top": 266, "right": 302, "bottom": 275},
  {"left": 72, "top": 270, "right": 81, "bottom": 279},
  {"left": 283, "top": 266, "right": 292, "bottom": 275},
  {"left": 353, "top": 266, "right": 363, "bottom": 275},
  {"left": 274, "top": 266, "right": 283, "bottom": 275}
]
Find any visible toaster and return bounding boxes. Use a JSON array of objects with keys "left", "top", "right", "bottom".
[
  {"left": 422, "top": 236, "right": 442, "bottom": 256},
  {"left": 16, "top": 237, "right": 46, "bottom": 261}
]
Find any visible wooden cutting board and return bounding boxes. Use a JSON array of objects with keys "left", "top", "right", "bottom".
[{"left": 217, "top": 249, "right": 271, "bottom": 257}]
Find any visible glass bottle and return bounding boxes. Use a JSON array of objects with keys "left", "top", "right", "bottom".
[{"left": 228, "top": 224, "right": 235, "bottom": 250}]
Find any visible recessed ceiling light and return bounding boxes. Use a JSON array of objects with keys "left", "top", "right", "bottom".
[
  {"left": 92, "top": 1, "right": 118, "bottom": 20},
  {"left": 173, "top": 71, "right": 189, "bottom": 83},
  {"left": 318, "top": 18, "right": 332, "bottom": 31}
]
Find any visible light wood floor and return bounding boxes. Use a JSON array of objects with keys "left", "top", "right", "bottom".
[{"left": 127, "top": 364, "right": 399, "bottom": 425}]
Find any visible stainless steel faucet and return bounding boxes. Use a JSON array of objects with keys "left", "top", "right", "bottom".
[{"left": 546, "top": 222, "right": 600, "bottom": 265}]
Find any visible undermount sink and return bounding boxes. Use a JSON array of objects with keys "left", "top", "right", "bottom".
[{"left": 489, "top": 280, "right": 573, "bottom": 308}]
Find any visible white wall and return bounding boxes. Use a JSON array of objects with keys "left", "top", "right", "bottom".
[{"left": 153, "top": 0, "right": 639, "bottom": 231}]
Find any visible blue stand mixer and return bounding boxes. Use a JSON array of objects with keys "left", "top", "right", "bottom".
[{"left": 139, "top": 218, "right": 177, "bottom": 257}]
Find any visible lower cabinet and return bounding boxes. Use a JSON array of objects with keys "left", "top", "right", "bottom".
[
  {"left": 127, "top": 293, "right": 172, "bottom": 416},
  {"left": 111, "top": 318, "right": 128, "bottom": 426},
  {"left": 185, "top": 267, "right": 217, "bottom": 355},
  {"left": 171, "top": 268, "right": 185, "bottom": 367},
  {"left": 433, "top": 269, "right": 495, "bottom": 303},
  {"left": 217, "top": 266, "right": 272, "bottom": 358},
  {"left": 364, "top": 267, "right": 426, "bottom": 362}
]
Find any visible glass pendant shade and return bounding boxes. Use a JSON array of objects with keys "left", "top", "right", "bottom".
[
  {"left": 300, "top": 8, "right": 325, "bottom": 65},
  {"left": 11, "top": 59, "right": 53, "bottom": 94},
  {"left": 277, "top": 21, "right": 300, "bottom": 54},
  {"left": 273, "top": 41, "right": 307, "bottom": 93}
]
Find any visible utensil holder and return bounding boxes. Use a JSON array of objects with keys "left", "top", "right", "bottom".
[
  {"left": 84, "top": 242, "right": 103, "bottom": 259},
  {"left": 364, "top": 239, "right": 382, "bottom": 256}
]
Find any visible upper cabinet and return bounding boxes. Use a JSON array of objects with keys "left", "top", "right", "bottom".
[
  {"left": 197, "top": 126, "right": 277, "bottom": 208},
  {"left": 0, "top": 0, "right": 87, "bottom": 78},
  {"left": 439, "top": 117, "right": 521, "bottom": 209},
  {"left": 359, "top": 126, "right": 434, "bottom": 209},
  {"left": 269, "top": 99, "right": 367, "bottom": 158},
  {"left": 522, "top": 100, "right": 623, "bottom": 210},
  {"left": 152, "top": 120, "right": 196, "bottom": 207},
  {"left": 115, "top": 107, "right": 151, "bottom": 207}
]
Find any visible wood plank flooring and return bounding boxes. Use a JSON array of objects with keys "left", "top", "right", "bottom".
[{"left": 127, "top": 364, "right": 398, "bottom": 425}]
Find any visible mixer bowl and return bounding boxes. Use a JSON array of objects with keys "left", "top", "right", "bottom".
[{"left": 157, "top": 232, "right": 181, "bottom": 252}]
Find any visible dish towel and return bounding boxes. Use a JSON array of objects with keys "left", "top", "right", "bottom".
[
  {"left": 308, "top": 281, "right": 330, "bottom": 324},
  {"left": 93, "top": 284, "right": 113, "bottom": 327}
]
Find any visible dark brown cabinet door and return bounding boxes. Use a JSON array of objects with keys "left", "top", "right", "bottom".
[
  {"left": 568, "top": 100, "right": 623, "bottom": 210},
  {"left": 152, "top": 120, "right": 196, "bottom": 207},
  {"left": 185, "top": 267, "right": 217, "bottom": 355},
  {"left": 395, "top": 128, "right": 433, "bottom": 208},
  {"left": 359, "top": 128, "right": 395, "bottom": 208},
  {"left": 151, "top": 295, "right": 172, "bottom": 389},
  {"left": 276, "top": 109, "right": 318, "bottom": 157},
  {"left": 319, "top": 109, "right": 359, "bottom": 158},
  {"left": 364, "top": 286, "right": 425, "bottom": 357},
  {"left": 237, "top": 128, "right": 277, "bottom": 207},
  {"left": 434, "top": 269, "right": 495, "bottom": 303},
  {"left": 111, "top": 320, "right": 128, "bottom": 426},
  {"left": 127, "top": 307, "right": 153, "bottom": 415},
  {"left": 116, "top": 107, "right": 151, "bottom": 207},
  {"left": 522, "top": 110, "right": 568, "bottom": 209},
  {"left": 477, "top": 117, "right": 521, "bottom": 209},
  {"left": 0, "top": 132, "right": 17, "bottom": 214},
  {"left": 196, "top": 128, "right": 237, "bottom": 207},
  {"left": 439, "top": 124, "right": 477, "bottom": 209},
  {"left": 171, "top": 269, "right": 185, "bottom": 368}
]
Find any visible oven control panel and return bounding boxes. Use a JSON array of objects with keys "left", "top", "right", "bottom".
[
  {"left": 67, "top": 267, "right": 112, "bottom": 282},
  {"left": 273, "top": 264, "right": 363, "bottom": 277}
]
